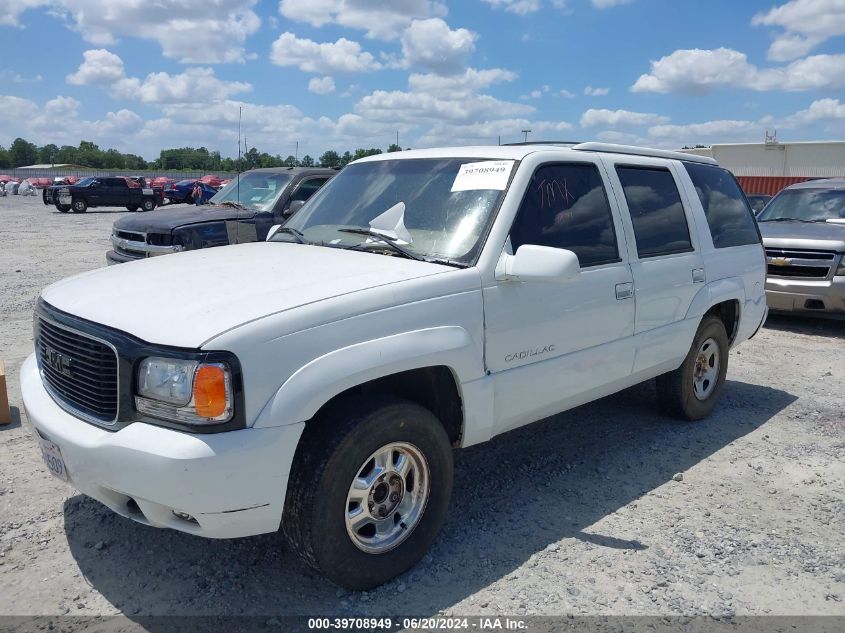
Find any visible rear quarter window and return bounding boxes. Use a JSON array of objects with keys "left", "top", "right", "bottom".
[{"left": 684, "top": 162, "right": 760, "bottom": 248}]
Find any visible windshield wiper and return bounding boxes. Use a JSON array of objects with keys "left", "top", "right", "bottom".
[
  {"left": 759, "top": 217, "right": 823, "bottom": 223},
  {"left": 273, "top": 227, "right": 307, "bottom": 244},
  {"left": 217, "top": 200, "right": 249, "bottom": 210},
  {"left": 338, "top": 228, "right": 425, "bottom": 261}
]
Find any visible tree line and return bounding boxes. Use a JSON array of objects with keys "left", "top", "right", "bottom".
[{"left": 0, "top": 137, "right": 406, "bottom": 171}]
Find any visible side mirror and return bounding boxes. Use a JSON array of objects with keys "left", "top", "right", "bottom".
[
  {"left": 90, "top": 181, "right": 98, "bottom": 188},
  {"left": 495, "top": 245, "right": 581, "bottom": 283},
  {"left": 283, "top": 199, "right": 305, "bottom": 218}
]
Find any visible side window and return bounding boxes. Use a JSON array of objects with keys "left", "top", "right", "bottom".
[
  {"left": 290, "top": 177, "right": 330, "bottom": 203},
  {"left": 510, "top": 163, "right": 620, "bottom": 267},
  {"left": 683, "top": 162, "right": 760, "bottom": 248},
  {"left": 616, "top": 166, "right": 692, "bottom": 258}
]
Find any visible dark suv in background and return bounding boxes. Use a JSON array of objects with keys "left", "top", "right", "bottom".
[{"left": 106, "top": 167, "right": 335, "bottom": 264}]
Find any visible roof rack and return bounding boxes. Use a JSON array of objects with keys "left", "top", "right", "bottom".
[
  {"left": 502, "top": 141, "right": 582, "bottom": 146},
  {"left": 571, "top": 142, "right": 717, "bottom": 165}
]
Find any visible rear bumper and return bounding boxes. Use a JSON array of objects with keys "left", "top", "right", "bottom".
[
  {"left": 765, "top": 276, "right": 845, "bottom": 314},
  {"left": 20, "top": 354, "right": 303, "bottom": 539}
]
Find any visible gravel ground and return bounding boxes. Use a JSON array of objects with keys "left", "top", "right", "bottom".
[{"left": 0, "top": 194, "right": 843, "bottom": 619}]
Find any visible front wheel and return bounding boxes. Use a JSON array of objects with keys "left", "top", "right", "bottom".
[
  {"left": 56, "top": 204, "right": 70, "bottom": 213},
  {"left": 71, "top": 198, "right": 87, "bottom": 213},
  {"left": 126, "top": 205, "right": 138, "bottom": 212},
  {"left": 283, "top": 396, "right": 453, "bottom": 590},
  {"left": 656, "top": 315, "right": 729, "bottom": 420},
  {"left": 141, "top": 199, "right": 156, "bottom": 212}
]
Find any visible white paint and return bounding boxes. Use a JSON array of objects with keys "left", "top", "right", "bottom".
[{"left": 23, "top": 143, "right": 768, "bottom": 541}]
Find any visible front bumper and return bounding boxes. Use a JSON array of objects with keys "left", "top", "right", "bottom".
[
  {"left": 765, "top": 275, "right": 845, "bottom": 314},
  {"left": 20, "top": 354, "right": 303, "bottom": 539},
  {"left": 106, "top": 249, "right": 141, "bottom": 265}
]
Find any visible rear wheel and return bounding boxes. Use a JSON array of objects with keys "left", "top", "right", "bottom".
[
  {"left": 656, "top": 316, "right": 729, "bottom": 420},
  {"left": 283, "top": 396, "right": 453, "bottom": 590},
  {"left": 141, "top": 198, "right": 156, "bottom": 212},
  {"left": 71, "top": 198, "right": 87, "bottom": 213}
]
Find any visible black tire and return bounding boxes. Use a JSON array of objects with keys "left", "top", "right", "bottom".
[
  {"left": 56, "top": 204, "right": 70, "bottom": 213},
  {"left": 141, "top": 198, "right": 156, "bottom": 212},
  {"left": 126, "top": 205, "right": 139, "bottom": 212},
  {"left": 283, "top": 395, "right": 453, "bottom": 590},
  {"left": 71, "top": 198, "right": 87, "bottom": 213},
  {"left": 656, "top": 315, "right": 729, "bottom": 421}
]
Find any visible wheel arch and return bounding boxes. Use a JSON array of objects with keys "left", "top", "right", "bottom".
[
  {"left": 253, "top": 326, "right": 484, "bottom": 445},
  {"left": 686, "top": 277, "right": 745, "bottom": 344}
]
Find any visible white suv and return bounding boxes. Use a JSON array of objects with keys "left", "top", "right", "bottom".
[{"left": 21, "top": 143, "right": 767, "bottom": 589}]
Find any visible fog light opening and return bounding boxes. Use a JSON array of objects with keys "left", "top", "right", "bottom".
[
  {"left": 172, "top": 510, "right": 198, "bottom": 525},
  {"left": 804, "top": 299, "right": 825, "bottom": 310}
]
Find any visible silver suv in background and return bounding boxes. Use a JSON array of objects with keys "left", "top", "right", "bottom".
[{"left": 757, "top": 179, "right": 845, "bottom": 315}]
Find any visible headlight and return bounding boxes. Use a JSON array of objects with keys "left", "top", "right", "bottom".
[{"left": 135, "top": 357, "right": 233, "bottom": 424}]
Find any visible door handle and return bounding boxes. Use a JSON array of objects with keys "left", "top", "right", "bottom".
[
  {"left": 615, "top": 282, "right": 634, "bottom": 300},
  {"left": 692, "top": 268, "right": 706, "bottom": 284}
]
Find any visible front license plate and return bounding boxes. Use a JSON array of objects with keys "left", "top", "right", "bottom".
[
  {"left": 58, "top": 196, "right": 71, "bottom": 204},
  {"left": 38, "top": 437, "right": 69, "bottom": 481}
]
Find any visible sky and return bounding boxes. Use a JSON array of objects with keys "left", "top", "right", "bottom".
[{"left": 0, "top": 0, "right": 844, "bottom": 161}]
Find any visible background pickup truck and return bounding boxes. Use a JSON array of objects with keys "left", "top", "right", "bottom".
[
  {"left": 43, "top": 176, "right": 161, "bottom": 213},
  {"left": 106, "top": 167, "right": 334, "bottom": 264}
]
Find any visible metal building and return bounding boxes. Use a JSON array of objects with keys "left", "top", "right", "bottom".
[{"left": 682, "top": 140, "right": 845, "bottom": 195}]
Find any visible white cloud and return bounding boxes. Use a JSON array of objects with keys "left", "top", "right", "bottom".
[
  {"left": 53, "top": 0, "right": 261, "bottom": 63},
  {"left": 632, "top": 47, "right": 845, "bottom": 93},
  {"left": 559, "top": 89, "right": 575, "bottom": 98},
  {"left": 278, "top": 0, "right": 448, "bottom": 40},
  {"left": 0, "top": 68, "right": 42, "bottom": 83},
  {"left": 0, "top": 0, "right": 48, "bottom": 26},
  {"left": 591, "top": 0, "right": 632, "bottom": 7},
  {"left": 400, "top": 18, "right": 476, "bottom": 74},
  {"left": 752, "top": 0, "right": 845, "bottom": 61},
  {"left": 417, "top": 118, "right": 573, "bottom": 147},
  {"left": 308, "top": 76, "right": 336, "bottom": 94},
  {"left": 407, "top": 67, "right": 517, "bottom": 97},
  {"left": 781, "top": 97, "right": 845, "bottom": 126},
  {"left": 66, "top": 48, "right": 127, "bottom": 85},
  {"left": 520, "top": 89, "right": 543, "bottom": 100},
  {"left": 584, "top": 85, "right": 609, "bottom": 96},
  {"left": 482, "top": 0, "right": 542, "bottom": 15},
  {"left": 355, "top": 90, "right": 532, "bottom": 125},
  {"left": 580, "top": 108, "right": 669, "bottom": 128},
  {"left": 66, "top": 50, "right": 252, "bottom": 104},
  {"left": 270, "top": 32, "right": 382, "bottom": 73}
]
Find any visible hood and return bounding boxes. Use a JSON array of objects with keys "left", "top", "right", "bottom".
[
  {"left": 113, "top": 205, "right": 258, "bottom": 233},
  {"left": 759, "top": 220, "right": 845, "bottom": 252},
  {"left": 41, "top": 242, "right": 454, "bottom": 348}
]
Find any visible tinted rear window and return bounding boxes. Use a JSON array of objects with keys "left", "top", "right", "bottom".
[
  {"left": 684, "top": 162, "right": 760, "bottom": 248},
  {"left": 616, "top": 166, "right": 692, "bottom": 258}
]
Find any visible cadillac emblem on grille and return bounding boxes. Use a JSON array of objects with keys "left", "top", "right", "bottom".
[{"left": 44, "top": 345, "right": 74, "bottom": 377}]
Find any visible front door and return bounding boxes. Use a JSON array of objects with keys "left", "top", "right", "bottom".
[{"left": 483, "top": 160, "right": 636, "bottom": 435}]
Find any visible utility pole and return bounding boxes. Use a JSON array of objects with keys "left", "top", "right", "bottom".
[
  {"left": 521, "top": 129, "right": 531, "bottom": 143},
  {"left": 295, "top": 141, "right": 299, "bottom": 164},
  {"left": 396, "top": 130, "right": 399, "bottom": 148}
]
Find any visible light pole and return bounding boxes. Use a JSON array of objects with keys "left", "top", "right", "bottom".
[{"left": 521, "top": 129, "right": 531, "bottom": 143}]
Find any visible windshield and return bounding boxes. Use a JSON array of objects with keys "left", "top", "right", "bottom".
[
  {"left": 210, "top": 172, "right": 293, "bottom": 212},
  {"left": 758, "top": 188, "right": 845, "bottom": 222},
  {"left": 273, "top": 158, "right": 513, "bottom": 265},
  {"left": 74, "top": 177, "right": 95, "bottom": 187}
]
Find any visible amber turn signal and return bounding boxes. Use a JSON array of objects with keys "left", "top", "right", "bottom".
[{"left": 193, "top": 364, "right": 228, "bottom": 418}]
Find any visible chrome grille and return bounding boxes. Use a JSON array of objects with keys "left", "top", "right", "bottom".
[
  {"left": 765, "top": 248, "right": 835, "bottom": 279},
  {"left": 36, "top": 317, "right": 118, "bottom": 424}
]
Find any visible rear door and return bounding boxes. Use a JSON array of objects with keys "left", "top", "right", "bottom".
[{"left": 601, "top": 157, "right": 706, "bottom": 371}]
